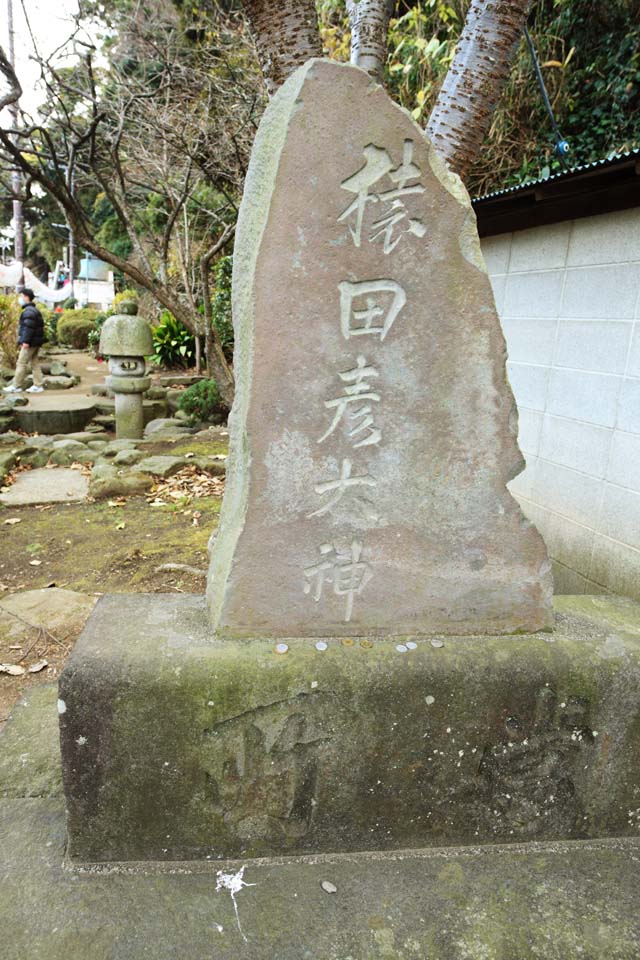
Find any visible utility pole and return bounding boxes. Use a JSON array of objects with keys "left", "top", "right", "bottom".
[{"left": 7, "top": 0, "right": 24, "bottom": 275}]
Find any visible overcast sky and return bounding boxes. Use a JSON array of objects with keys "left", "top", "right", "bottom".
[{"left": 3, "top": 0, "right": 85, "bottom": 115}]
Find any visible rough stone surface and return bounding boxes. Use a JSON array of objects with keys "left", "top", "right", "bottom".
[
  {"left": 88, "top": 464, "right": 153, "bottom": 500},
  {"left": 113, "top": 448, "right": 144, "bottom": 466},
  {"left": 99, "top": 313, "right": 153, "bottom": 357},
  {"left": 144, "top": 417, "right": 192, "bottom": 438},
  {"left": 146, "top": 386, "right": 167, "bottom": 400},
  {"left": 59, "top": 593, "right": 640, "bottom": 862},
  {"left": 49, "top": 440, "right": 97, "bottom": 466},
  {"left": 12, "top": 402, "right": 97, "bottom": 436},
  {"left": 43, "top": 376, "right": 75, "bottom": 390},
  {"left": 207, "top": 60, "right": 552, "bottom": 640},
  {"left": 0, "top": 450, "right": 16, "bottom": 481},
  {"left": 1, "top": 799, "right": 638, "bottom": 960},
  {"left": 90, "top": 384, "right": 112, "bottom": 397},
  {"left": 0, "top": 468, "right": 89, "bottom": 505},
  {"left": 134, "top": 455, "right": 186, "bottom": 478},
  {"left": 101, "top": 439, "right": 139, "bottom": 456},
  {"left": 0, "top": 686, "right": 62, "bottom": 799},
  {"left": 0, "top": 589, "right": 96, "bottom": 648}
]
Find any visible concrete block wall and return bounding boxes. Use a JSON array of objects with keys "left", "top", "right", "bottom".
[{"left": 481, "top": 207, "right": 640, "bottom": 599}]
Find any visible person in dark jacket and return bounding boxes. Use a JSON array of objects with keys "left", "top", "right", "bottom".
[{"left": 2, "top": 288, "right": 45, "bottom": 394}]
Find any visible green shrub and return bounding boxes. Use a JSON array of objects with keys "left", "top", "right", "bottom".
[
  {"left": 113, "top": 288, "right": 138, "bottom": 309},
  {"left": 87, "top": 313, "right": 108, "bottom": 357},
  {"left": 0, "top": 294, "right": 19, "bottom": 368},
  {"left": 151, "top": 311, "right": 195, "bottom": 368},
  {"left": 178, "top": 379, "right": 222, "bottom": 423},
  {"left": 62, "top": 296, "right": 77, "bottom": 310},
  {"left": 211, "top": 255, "right": 233, "bottom": 361},
  {"left": 57, "top": 308, "right": 100, "bottom": 349}
]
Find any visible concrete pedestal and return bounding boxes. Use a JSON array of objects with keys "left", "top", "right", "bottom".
[{"left": 58, "top": 594, "right": 640, "bottom": 864}]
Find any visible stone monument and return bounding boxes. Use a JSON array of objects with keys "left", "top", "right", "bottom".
[
  {"left": 58, "top": 62, "right": 640, "bottom": 867},
  {"left": 99, "top": 301, "right": 153, "bottom": 440},
  {"left": 208, "top": 59, "right": 552, "bottom": 639}
]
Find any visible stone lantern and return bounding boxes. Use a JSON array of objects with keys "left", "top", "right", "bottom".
[{"left": 99, "top": 301, "right": 153, "bottom": 439}]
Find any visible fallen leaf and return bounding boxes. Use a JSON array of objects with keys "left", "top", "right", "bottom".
[
  {"left": 115, "top": 522, "right": 126, "bottom": 530},
  {"left": 0, "top": 663, "right": 26, "bottom": 676},
  {"left": 28, "top": 659, "right": 49, "bottom": 673},
  {"left": 29, "top": 559, "right": 42, "bottom": 566},
  {"left": 3, "top": 518, "right": 21, "bottom": 525}
]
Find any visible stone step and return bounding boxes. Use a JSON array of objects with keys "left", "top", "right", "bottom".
[
  {"left": 2, "top": 686, "right": 639, "bottom": 958},
  {"left": 1, "top": 797, "right": 638, "bottom": 959}
]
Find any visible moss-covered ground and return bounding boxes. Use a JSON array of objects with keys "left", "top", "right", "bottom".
[
  {"left": 0, "top": 432, "right": 227, "bottom": 722},
  {"left": 0, "top": 494, "right": 222, "bottom": 595}
]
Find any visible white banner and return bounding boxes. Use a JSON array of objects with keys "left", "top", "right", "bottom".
[
  {"left": 0, "top": 262, "right": 72, "bottom": 302},
  {"left": 23, "top": 267, "right": 71, "bottom": 303},
  {"left": 0, "top": 261, "right": 23, "bottom": 287}
]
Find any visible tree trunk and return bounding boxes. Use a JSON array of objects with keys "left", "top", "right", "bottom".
[
  {"left": 242, "top": 0, "right": 322, "bottom": 96},
  {"left": 426, "top": 0, "right": 531, "bottom": 180},
  {"left": 346, "top": 0, "right": 395, "bottom": 81},
  {"left": 201, "top": 224, "right": 235, "bottom": 409}
]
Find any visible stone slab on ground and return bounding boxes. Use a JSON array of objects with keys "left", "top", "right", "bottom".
[
  {"left": 0, "top": 796, "right": 639, "bottom": 960},
  {"left": 0, "top": 588, "right": 96, "bottom": 645},
  {"left": 12, "top": 398, "right": 97, "bottom": 435},
  {"left": 59, "top": 592, "right": 640, "bottom": 862},
  {"left": 0, "top": 685, "right": 61, "bottom": 798},
  {"left": 0, "top": 467, "right": 89, "bottom": 505}
]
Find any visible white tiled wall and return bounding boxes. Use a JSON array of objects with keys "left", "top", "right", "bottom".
[{"left": 481, "top": 208, "right": 640, "bottom": 598}]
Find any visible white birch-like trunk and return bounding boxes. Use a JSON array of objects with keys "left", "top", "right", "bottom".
[
  {"left": 242, "top": 0, "right": 322, "bottom": 97},
  {"left": 346, "top": 0, "right": 394, "bottom": 81},
  {"left": 426, "top": 0, "right": 531, "bottom": 179}
]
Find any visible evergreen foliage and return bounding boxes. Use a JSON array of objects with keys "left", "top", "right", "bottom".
[
  {"left": 57, "top": 309, "right": 101, "bottom": 349},
  {"left": 178, "top": 378, "right": 223, "bottom": 422},
  {"left": 211, "top": 255, "right": 234, "bottom": 361},
  {"left": 151, "top": 311, "right": 196, "bottom": 368}
]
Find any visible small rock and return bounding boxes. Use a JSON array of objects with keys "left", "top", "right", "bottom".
[
  {"left": 321, "top": 881, "right": 337, "bottom": 894},
  {"left": 49, "top": 361, "right": 69, "bottom": 376},
  {"left": 135, "top": 456, "right": 186, "bottom": 479},
  {"left": 144, "top": 418, "right": 192, "bottom": 438},
  {"left": 101, "top": 439, "right": 139, "bottom": 457},
  {"left": 192, "top": 457, "right": 226, "bottom": 477},
  {"left": 0, "top": 451, "right": 17, "bottom": 481},
  {"left": 89, "top": 464, "right": 154, "bottom": 499},
  {"left": 20, "top": 436, "right": 54, "bottom": 451},
  {"left": 64, "top": 432, "right": 104, "bottom": 444},
  {"left": 113, "top": 449, "right": 144, "bottom": 466},
  {"left": 146, "top": 386, "right": 167, "bottom": 400},
  {"left": 49, "top": 439, "right": 90, "bottom": 466},
  {"left": 90, "top": 384, "right": 112, "bottom": 397},
  {"left": 43, "top": 376, "right": 75, "bottom": 390}
]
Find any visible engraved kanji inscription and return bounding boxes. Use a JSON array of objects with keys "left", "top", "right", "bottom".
[
  {"left": 303, "top": 539, "right": 373, "bottom": 621},
  {"left": 318, "top": 355, "right": 381, "bottom": 449},
  {"left": 338, "top": 139, "right": 427, "bottom": 253}
]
